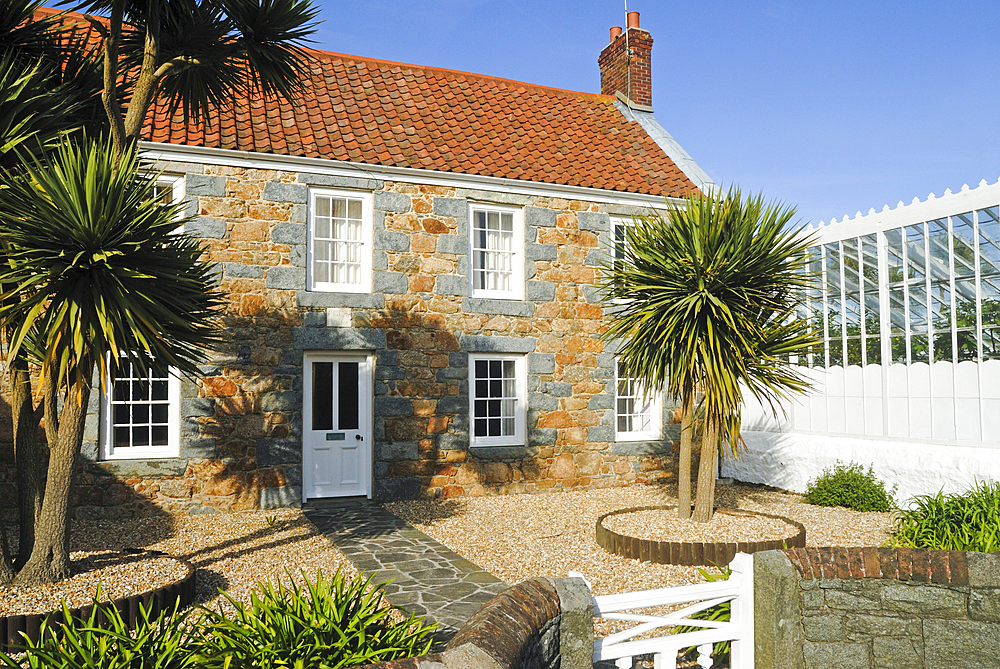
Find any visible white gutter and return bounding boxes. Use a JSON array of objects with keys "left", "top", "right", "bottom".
[{"left": 140, "top": 142, "right": 683, "bottom": 209}]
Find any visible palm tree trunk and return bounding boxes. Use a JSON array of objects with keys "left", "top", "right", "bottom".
[
  {"left": 101, "top": 0, "right": 128, "bottom": 156},
  {"left": 13, "top": 372, "right": 91, "bottom": 586},
  {"left": 10, "top": 354, "right": 43, "bottom": 569},
  {"left": 0, "top": 523, "right": 12, "bottom": 583},
  {"left": 677, "top": 395, "right": 694, "bottom": 519},
  {"left": 692, "top": 414, "right": 718, "bottom": 523}
]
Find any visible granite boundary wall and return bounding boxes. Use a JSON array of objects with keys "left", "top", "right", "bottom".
[
  {"left": 359, "top": 576, "right": 593, "bottom": 669},
  {"left": 754, "top": 547, "right": 1000, "bottom": 669}
]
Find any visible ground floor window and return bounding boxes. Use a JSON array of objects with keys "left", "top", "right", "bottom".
[
  {"left": 615, "top": 359, "right": 660, "bottom": 441},
  {"left": 469, "top": 353, "right": 526, "bottom": 447},
  {"left": 101, "top": 358, "right": 180, "bottom": 459}
]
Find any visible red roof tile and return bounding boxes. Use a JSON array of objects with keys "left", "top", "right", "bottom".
[
  {"left": 33, "top": 8, "right": 697, "bottom": 196},
  {"left": 143, "top": 49, "right": 697, "bottom": 197}
]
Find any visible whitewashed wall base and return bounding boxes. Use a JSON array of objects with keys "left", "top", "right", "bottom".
[{"left": 722, "top": 430, "right": 1000, "bottom": 505}]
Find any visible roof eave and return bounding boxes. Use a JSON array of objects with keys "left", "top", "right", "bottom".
[{"left": 140, "top": 141, "right": 686, "bottom": 209}]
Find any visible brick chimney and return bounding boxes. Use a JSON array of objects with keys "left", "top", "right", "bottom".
[{"left": 599, "top": 11, "right": 653, "bottom": 110}]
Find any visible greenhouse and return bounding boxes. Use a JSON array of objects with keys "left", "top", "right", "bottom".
[{"left": 725, "top": 178, "right": 1000, "bottom": 501}]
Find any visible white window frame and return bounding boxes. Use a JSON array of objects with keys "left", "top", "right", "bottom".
[
  {"left": 468, "top": 353, "right": 527, "bottom": 447},
  {"left": 100, "top": 358, "right": 181, "bottom": 460},
  {"left": 468, "top": 203, "right": 524, "bottom": 300},
  {"left": 307, "top": 188, "right": 373, "bottom": 293},
  {"left": 614, "top": 359, "right": 661, "bottom": 442},
  {"left": 155, "top": 174, "right": 185, "bottom": 207},
  {"left": 611, "top": 216, "right": 635, "bottom": 304}
]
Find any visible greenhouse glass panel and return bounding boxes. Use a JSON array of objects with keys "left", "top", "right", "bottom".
[
  {"left": 980, "top": 207, "right": 1000, "bottom": 356},
  {"left": 953, "top": 212, "right": 976, "bottom": 279},
  {"left": 826, "top": 243, "right": 844, "bottom": 367},
  {"left": 843, "top": 239, "right": 862, "bottom": 365},
  {"left": 927, "top": 219, "right": 950, "bottom": 281},
  {"left": 808, "top": 249, "right": 825, "bottom": 367},
  {"left": 978, "top": 206, "right": 1000, "bottom": 281},
  {"left": 861, "top": 234, "right": 881, "bottom": 365},
  {"left": 886, "top": 228, "right": 904, "bottom": 283},
  {"left": 905, "top": 224, "right": 926, "bottom": 281},
  {"left": 955, "top": 277, "right": 978, "bottom": 362}
]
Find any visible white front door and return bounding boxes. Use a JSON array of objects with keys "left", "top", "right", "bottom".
[{"left": 302, "top": 352, "right": 372, "bottom": 500}]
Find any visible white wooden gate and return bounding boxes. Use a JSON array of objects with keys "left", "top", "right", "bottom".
[{"left": 574, "top": 552, "right": 754, "bottom": 669}]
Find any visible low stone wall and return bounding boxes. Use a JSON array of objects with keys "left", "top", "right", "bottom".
[
  {"left": 360, "top": 577, "right": 593, "bottom": 669},
  {"left": 754, "top": 547, "right": 1000, "bottom": 669}
]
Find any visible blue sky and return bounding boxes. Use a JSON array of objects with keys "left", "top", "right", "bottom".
[{"left": 313, "top": 1, "right": 999, "bottom": 227}]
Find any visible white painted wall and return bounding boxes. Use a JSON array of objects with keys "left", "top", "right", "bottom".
[
  {"left": 727, "top": 359, "right": 1000, "bottom": 505},
  {"left": 722, "top": 430, "right": 1000, "bottom": 506}
]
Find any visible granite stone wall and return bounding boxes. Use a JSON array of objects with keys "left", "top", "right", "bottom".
[
  {"left": 754, "top": 547, "right": 1000, "bottom": 669},
  {"left": 358, "top": 576, "right": 593, "bottom": 669},
  {"left": 0, "top": 161, "right": 680, "bottom": 517}
]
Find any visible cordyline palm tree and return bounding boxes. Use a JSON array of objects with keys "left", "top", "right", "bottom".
[
  {"left": 601, "top": 188, "right": 819, "bottom": 522},
  {"left": 0, "top": 136, "right": 224, "bottom": 585},
  {"left": 70, "top": 0, "right": 319, "bottom": 156},
  {"left": 0, "top": 0, "right": 106, "bottom": 579},
  {"left": 0, "top": 0, "right": 316, "bottom": 584}
]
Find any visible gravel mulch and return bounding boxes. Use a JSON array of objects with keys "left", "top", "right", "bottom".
[
  {"left": 1, "top": 508, "right": 358, "bottom": 617},
  {"left": 385, "top": 482, "right": 896, "bottom": 597},
  {"left": 387, "top": 482, "right": 894, "bottom": 644},
  {"left": 0, "top": 554, "right": 189, "bottom": 617},
  {"left": 603, "top": 508, "right": 799, "bottom": 543}
]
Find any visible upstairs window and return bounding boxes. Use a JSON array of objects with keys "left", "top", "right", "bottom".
[
  {"left": 615, "top": 359, "right": 660, "bottom": 441},
  {"left": 469, "top": 354, "right": 526, "bottom": 447},
  {"left": 153, "top": 175, "right": 184, "bottom": 207},
  {"left": 309, "top": 189, "right": 372, "bottom": 293},
  {"left": 611, "top": 216, "right": 640, "bottom": 303},
  {"left": 469, "top": 204, "right": 524, "bottom": 299},
  {"left": 101, "top": 359, "right": 180, "bottom": 460}
]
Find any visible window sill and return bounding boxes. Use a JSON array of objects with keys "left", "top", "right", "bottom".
[
  {"left": 462, "top": 297, "right": 534, "bottom": 317},
  {"left": 468, "top": 444, "right": 536, "bottom": 460},
  {"left": 87, "top": 458, "right": 188, "bottom": 477},
  {"left": 296, "top": 291, "right": 384, "bottom": 309},
  {"left": 610, "top": 440, "right": 673, "bottom": 456}
]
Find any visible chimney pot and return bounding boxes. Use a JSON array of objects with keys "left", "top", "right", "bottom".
[{"left": 598, "top": 12, "right": 653, "bottom": 109}]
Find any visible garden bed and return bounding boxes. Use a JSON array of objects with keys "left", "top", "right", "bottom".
[
  {"left": 1, "top": 508, "right": 359, "bottom": 620},
  {"left": 0, "top": 554, "right": 195, "bottom": 651},
  {"left": 596, "top": 505, "right": 806, "bottom": 565}
]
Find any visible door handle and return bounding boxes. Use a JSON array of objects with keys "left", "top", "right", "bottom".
[{"left": 355, "top": 434, "right": 363, "bottom": 441}]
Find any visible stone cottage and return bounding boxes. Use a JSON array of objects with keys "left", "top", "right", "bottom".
[{"left": 65, "top": 11, "right": 716, "bottom": 515}]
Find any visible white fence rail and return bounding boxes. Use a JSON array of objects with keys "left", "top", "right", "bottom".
[{"left": 574, "top": 552, "right": 754, "bottom": 669}]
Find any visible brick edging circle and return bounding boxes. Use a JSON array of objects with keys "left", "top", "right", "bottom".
[
  {"left": 0, "top": 555, "right": 197, "bottom": 652},
  {"left": 596, "top": 505, "right": 807, "bottom": 566}
]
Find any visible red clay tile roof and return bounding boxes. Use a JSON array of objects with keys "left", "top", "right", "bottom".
[
  {"left": 33, "top": 8, "right": 696, "bottom": 196},
  {"left": 143, "top": 50, "right": 697, "bottom": 197}
]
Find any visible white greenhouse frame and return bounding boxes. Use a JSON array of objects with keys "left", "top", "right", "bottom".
[{"left": 725, "top": 178, "right": 1000, "bottom": 502}]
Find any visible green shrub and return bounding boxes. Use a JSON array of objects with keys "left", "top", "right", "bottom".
[
  {"left": 0, "top": 594, "right": 196, "bottom": 669},
  {"left": 804, "top": 461, "right": 895, "bottom": 512},
  {"left": 892, "top": 480, "right": 1000, "bottom": 552},
  {"left": 190, "top": 569, "right": 437, "bottom": 669}
]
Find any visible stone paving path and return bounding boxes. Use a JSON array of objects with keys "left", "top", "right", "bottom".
[{"left": 303, "top": 498, "right": 508, "bottom": 641}]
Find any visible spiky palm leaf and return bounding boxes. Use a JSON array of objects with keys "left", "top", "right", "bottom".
[
  {"left": 0, "top": 135, "right": 223, "bottom": 393},
  {"left": 601, "top": 187, "right": 820, "bottom": 459},
  {"left": 0, "top": 0, "right": 56, "bottom": 56},
  {"left": 73, "top": 0, "right": 318, "bottom": 129}
]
